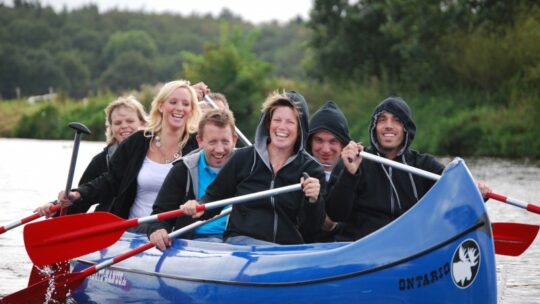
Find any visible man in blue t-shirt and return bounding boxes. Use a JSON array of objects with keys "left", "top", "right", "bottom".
[
  {"left": 191, "top": 148, "right": 231, "bottom": 241},
  {"left": 147, "top": 109, "right": 238, "bottom": 250}
]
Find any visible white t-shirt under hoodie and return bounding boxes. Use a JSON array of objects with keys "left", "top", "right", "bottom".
[{"left": 129, "top": 157, "right": 173, "bottom": 219}]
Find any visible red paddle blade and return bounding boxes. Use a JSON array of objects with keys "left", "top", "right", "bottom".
[
  {"left": 24, "top": 212, "right": 127, "bottom": 266},
  {"left": 27, "top": 261, "right": 69, "bottom": 287},
  {"left": 1, "top": 272, "right": 86, "bottom": 304},
  {"left": 493, "top": 222, "right": 539, "bottom": 256}
]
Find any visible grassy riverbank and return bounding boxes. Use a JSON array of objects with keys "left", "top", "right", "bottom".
[{"left": 1, "top": 83, "right": 539, "bottom": 158}]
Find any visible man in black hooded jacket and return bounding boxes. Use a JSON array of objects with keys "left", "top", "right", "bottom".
[
  {"left": 305, "top": 101, "right": 351, "bottom": 242},
  {"left": 326, "top": 97, "right": 490, "bottom": 241}
]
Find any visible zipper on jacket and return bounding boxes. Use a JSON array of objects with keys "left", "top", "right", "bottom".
[
  {"left": 389, "top": 167, "right": 395, "bottom": 215},
  {"left": 270, "top": 177, "right": 278, "bottom": 243}
]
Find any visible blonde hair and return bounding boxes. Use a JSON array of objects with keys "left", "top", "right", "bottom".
[
  {"left": 144, "top": 80, "right": 201, "bottom": 149},
  {"left": 105, "top": 96, "right": 148, "bottom": 144}
]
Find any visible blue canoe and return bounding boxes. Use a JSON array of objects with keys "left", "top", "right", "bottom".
[{"left": 70, "top": 159, "right": 497, "bottom": 303}]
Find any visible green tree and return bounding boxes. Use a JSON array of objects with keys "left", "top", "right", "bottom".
[
  {"left": 308, "top": 0, "right": 539, "bottom": 89},
  {"left": 99, "top": 51, "right": 156, "bottom": 91},
  {"left": 182, "top": 25, "right": 272, "bottom": 138},
  {"left": 56, "top": 51, "right": 91, "bottom": 98},
  {"left": 308, "top": 0, "right": 400, "bottom": 82},
  {"left": 102, "top": 30, "right": 157, "bottom": 63},
  {"left": 0, "top": 45, "right": 27, "bottom": 98},
  {"left": 19, "top": 48, "right": 68, "bottom": 96}
]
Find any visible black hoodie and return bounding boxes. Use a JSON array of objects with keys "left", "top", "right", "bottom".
[
  {"left": 306, "top": 100, "right": 352, "bottom": 191},
  {"left": 307, "top": 101, "right": 351, "bottom": 153},
  {"left": 203, "top": 91, "right": 326, "bottom": 244},
  {"left": 326, "top": 97, "right": 444, "bottom": 241},
  {"left": 303, "top": 101, "right": 351, "bottom": 242}
]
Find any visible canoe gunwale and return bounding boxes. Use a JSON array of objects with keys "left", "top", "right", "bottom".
[{"left": 73, "top": 220, "right": 487, "bottom": 287}]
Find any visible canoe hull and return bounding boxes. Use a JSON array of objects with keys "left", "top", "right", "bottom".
[{"left": 70, "top": 159, "right": 497, "bottom": 303}]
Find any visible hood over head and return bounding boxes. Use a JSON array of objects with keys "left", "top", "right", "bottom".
[
  {"left": 369, "top": 96, "right": 416, "bottom": 156},
  {"left": 254, "top": 91, "right": 310, "bottom": 157},
  {"left": 307, "top": 100, "right": 351, "bottom": 154}
]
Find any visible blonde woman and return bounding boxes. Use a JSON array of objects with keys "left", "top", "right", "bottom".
[
  {"left": 63, "top": 95, "right": 148, "bottom": 214},
  {"left": 37, "top": 80, "right": 207, "bottom": 231}
]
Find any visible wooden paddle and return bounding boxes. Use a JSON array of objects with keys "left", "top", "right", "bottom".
[
  {"left": 492, "top": 222, "right": 539, "bottom": 256},
  {"left": 2, "top": 210, "right": 231, "bottom": 304},
  {"left": 357, "top": 151, "right": 540, "bottom": 215},
  {"left": 24, "top": 183, "right": 302, "bottom": 266}
]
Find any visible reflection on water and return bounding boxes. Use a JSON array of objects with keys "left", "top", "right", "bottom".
[{"left": 0, "top": 139, "right": 539, "bottom": 303}]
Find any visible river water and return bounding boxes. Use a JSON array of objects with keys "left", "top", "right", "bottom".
[{"left": 0, "top": 138, "right": 539, "bottom": 302}]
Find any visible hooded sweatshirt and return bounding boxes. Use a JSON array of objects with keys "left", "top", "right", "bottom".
[
  {"left": 202, "top": 91, "right": 326, "bottom": 244},
  {"left": 326, "top": 97, "right": 444, "bottom": 241},
  {"left": 307, "top": 100, "right": 351, "bottom": 188},
  {"left": 307, "top": 101, "right": 352, "bottom": 152}
]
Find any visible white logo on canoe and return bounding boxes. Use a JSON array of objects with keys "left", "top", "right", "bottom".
[
  {"left": 451, "top": 239, "right": 480, "bottom": 288},
  {"left": 88, "top": 268, "right": 128, "bottom": 288}
]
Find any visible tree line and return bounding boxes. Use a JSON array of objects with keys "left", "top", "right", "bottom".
[
  {"left": 2, "top": 0, "right": 540, "bottom": 158},
  {"left": 0, "top": 0, "right": 308, "bottom": 99}
]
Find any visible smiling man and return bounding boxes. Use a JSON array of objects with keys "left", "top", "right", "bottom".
[
  {"left": 147, "top": 109, "right": 238, "bottom": 249},
  {"left": 325, "top": 97, "right": 447, "bottom": 241}
]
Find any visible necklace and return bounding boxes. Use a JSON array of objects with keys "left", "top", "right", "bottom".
[{"left": 154, "top": 135, "right": 182, "bottom": 163}]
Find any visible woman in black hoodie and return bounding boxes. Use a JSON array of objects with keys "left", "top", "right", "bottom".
[{"left": 181, "top": 91, "right": 326, "bottom": 245}]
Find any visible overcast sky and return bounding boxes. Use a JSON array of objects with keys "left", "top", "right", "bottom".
[{"left": 30, "top": 0, "right": 313, "bottom": 24}]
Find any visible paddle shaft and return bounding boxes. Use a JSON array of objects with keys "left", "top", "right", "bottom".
[
  {"left": 0, "top": 205, "right": 61, "bottom": 234},
  {"left": 60, "top": 122, "right": 91, "bottom": 216},
  {"left": 204, "top": 95, "right": 252, "bottom": 146},
  {"left": 359, "top": 151, "right": 540, "bottom": 215},
  {"left": 486, "top": 192, "right": 540, "bottom": 215},
  {"left": 137, "top": 183, "right": 301, "bottom": 226},
  {"left": 64, "top": 131, "right": 83, "bottom": 195},
  {"left": 34, "top": 183, "right": 302, "bottom": 247}
]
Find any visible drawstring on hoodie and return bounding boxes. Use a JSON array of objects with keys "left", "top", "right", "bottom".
[
  {"left": 378, "top": 156, "right": 402, "bottom": 214},
  {"left": 403, "top": 154, "right": 418, "bottom": 201},
  {"left": 378, "top": 153, "right": 419, "bottom": 215}
]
